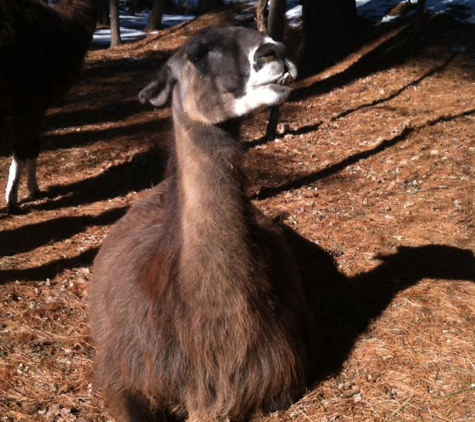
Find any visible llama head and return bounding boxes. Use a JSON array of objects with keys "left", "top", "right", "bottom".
[{"left": 139, "top": 27, "right": 297, "bottom": 124}]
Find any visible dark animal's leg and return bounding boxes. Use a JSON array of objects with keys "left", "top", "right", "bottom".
[
  {"left": 26, "top": 136, "right": 41, "bottom": 199},
  {"left": 26, "top": 157, "right": 40, "bottom": 199},
  {"left": 6, "top": 153, "right": 25, "bottom": 213},
  {"left": 5, "top": 107, "right": 44, "bottom": 212},
  {"left": 3, "top": 116, "right": 23, "bottom": 213},
  {"left": 104, "top": 387, "right": 165, "bottom": 422},
  {"left": 5, "top": 136, "right": 40, "bottom": 212}
]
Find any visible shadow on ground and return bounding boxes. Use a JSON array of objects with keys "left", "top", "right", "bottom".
[{"left": 284, "top": 227, "right": 475, "bottom": 384}]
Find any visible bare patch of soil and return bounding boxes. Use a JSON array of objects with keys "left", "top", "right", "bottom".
[{"left": 1, "top": 7, "right": 474, "bottom": 422}]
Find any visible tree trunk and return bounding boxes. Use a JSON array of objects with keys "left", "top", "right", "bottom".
[
  {"left": 267, "top": 0, "right": 286, "bottom": 42},
  {"left": 165, "top": 0, "right": 174, "bottom": 12},
  {"left": 110, "top": 0, "right": 122, "bottom": 47},
  {"left": 265, "top": 0, "right": 287, "bottom": 141},
  {"left": 413, "top": 0, "right": 426, "bottom": 33},
  {"left": 97, "top": 0, "right": 110, "bottom": 26},
  {"left": 301, "top": 0, "right": 358, "bottom": 71},
  {"left": 197, "top": 0, "right": 224, "bottom": 15},
  {"left": 256, "top": 0, "right": 268, "bottom": 33},
  {"left": 147, "top": 0, "right": 166, "bottom": 31}
]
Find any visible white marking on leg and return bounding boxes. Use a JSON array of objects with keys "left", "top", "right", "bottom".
[
  {"left": 26, "top": 158, "right": 40, "bottom": 198},
  {"left": 6, "top": 155, "right": 25, "bottom": 207}
]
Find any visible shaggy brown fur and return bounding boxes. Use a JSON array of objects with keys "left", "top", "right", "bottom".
[
  {"left": 0, "top": 0, "right": 97, "bottom": 212},
  {"left": 90, "top": 27, "right": 317, "bottom": 422}
]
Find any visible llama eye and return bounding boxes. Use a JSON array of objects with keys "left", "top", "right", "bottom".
[
  {"left": 191, "top": 52, "right": 206, "bottom": 63},
  {"left": 190, "top": 48, "right": 208, "bottom": 63},
  {"left": 185, "top": 41, "right": 210, "bottom": 65}
]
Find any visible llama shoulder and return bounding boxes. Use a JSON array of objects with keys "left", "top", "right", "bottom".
[{"left": 93, "top": 181, "right": 176, "bottom": 289}]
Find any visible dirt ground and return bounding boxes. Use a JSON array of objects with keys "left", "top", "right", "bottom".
[{"left": 1, "top": 6, "right": 474, "bottom": 422}]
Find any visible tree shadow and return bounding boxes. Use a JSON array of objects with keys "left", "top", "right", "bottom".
[
  {"left": 251, "top": 107, "right": 475, "bottom": 201},
  {"left": 326, "top": 50, "right": 458, "bottom": 121},
  {"left": 82, "top": 50, "right": 169, "bottom": 81},
  {"left": 40, "top": 52, "right": 172, "bottom": 136},
  {"left": 0, "top": 206, "right": 128, "bottom": 257},
  {"left": 283, "top": 226, "right": 475, "bottom": 383},
  {"left": 0, "top": 247, "right": 99, "bottom": 284},
  {"left": 31, "top": 145, "right": 168, "bottom": 212},
  {"left": 42, "top": 114, "right": 170, "bottom": 151},
  {"left": 44, "top": 99, "right": 153, "bottom": 133}
]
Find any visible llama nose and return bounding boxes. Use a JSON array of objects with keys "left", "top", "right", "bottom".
[
  {"left": 254, "top": 43, "right": 297, "bottom": 83},
  {"left": 254, "top": 43, "right": 282, "bottom": 69}
]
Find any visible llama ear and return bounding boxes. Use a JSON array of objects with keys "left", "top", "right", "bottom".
[{"left": 138, "top": 63, "right": 175, "bottom": 107}]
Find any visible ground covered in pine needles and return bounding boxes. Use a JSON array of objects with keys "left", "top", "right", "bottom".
[{"left": 1, "top": 5, "right": 474, "bottom": 422}]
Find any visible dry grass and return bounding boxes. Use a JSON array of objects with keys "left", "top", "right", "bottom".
[{"left": 1, "top": 7, "right": 474, "bottom": 422}]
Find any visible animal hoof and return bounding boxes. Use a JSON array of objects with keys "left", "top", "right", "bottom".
[
  {"left": 6, "top": 204, "right": 27, "bottom": 215},
  {"left": 30, "top": 190, "right": 44, "bottom": 200}
]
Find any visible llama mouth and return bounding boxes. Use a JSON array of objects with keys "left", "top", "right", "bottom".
[
  {"left": 263, "top": 71, "right": 294, "bottom": 89},
  {"left": 273, "top": 58, "right": 298, "bottom": 86},
  {"left": 268, "top": 83, "right": 292, "bottom": 93},
  {"left": 256, "top": 59, "right": 298, "bottom": 88},
  {"left": 271, "top": 59, "right": 298, "bottom": 86},
  {"left": 276, "top": 71, "right": 293, "bottom": 86}
]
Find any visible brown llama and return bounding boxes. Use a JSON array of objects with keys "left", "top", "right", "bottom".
[
  {"left": 0, "top": 0, "right": 97, "bottom": 213},
  {"left": 90, "top": 27, "right": 318, "bottom": 422}
]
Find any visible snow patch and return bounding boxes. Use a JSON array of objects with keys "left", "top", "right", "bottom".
[{"left": 93, "top": 0, "right": 475, "bottom": 47}]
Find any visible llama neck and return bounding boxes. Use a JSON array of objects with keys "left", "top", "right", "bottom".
[{"left": 171, "top": 98, "right": 255, "bottom": 300}]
